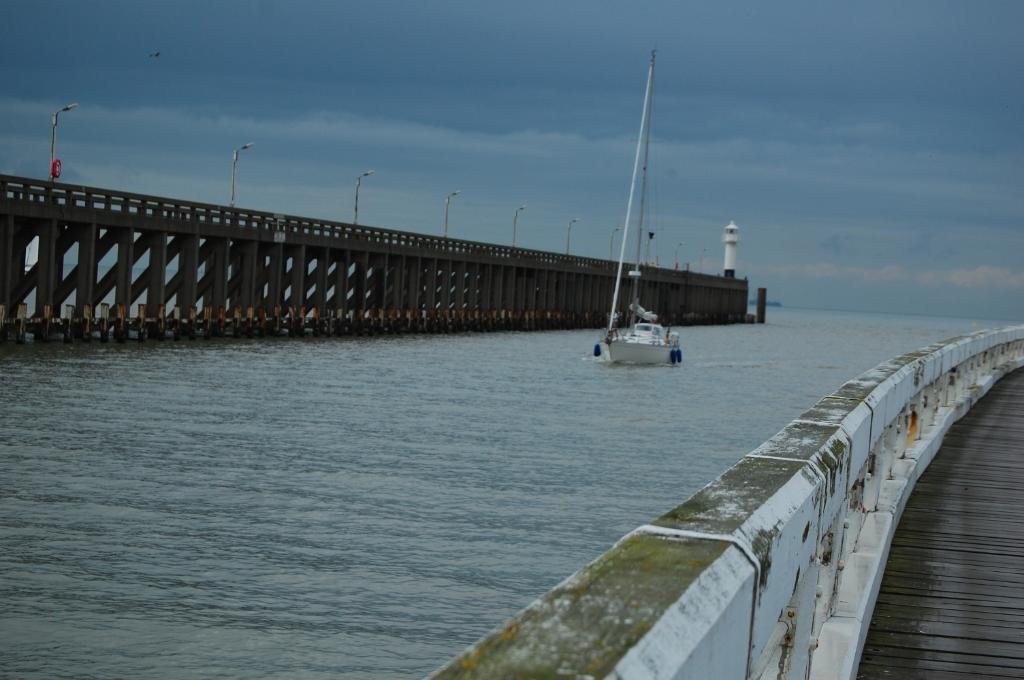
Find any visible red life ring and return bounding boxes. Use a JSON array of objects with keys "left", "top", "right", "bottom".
[{"left": 51, "top": 158, "right": 62, "bottom": 179}]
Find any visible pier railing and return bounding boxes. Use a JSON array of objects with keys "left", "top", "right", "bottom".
[
  {"left": 0, "top": 174, "right": 614, "bottom": 271},
  {"left": 433, "top": 325, "right": 1024, "bottom": 679}
]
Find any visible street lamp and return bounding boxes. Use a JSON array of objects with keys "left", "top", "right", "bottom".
[
  {"left": 49, "top": 102, "right": 79, "bottom": 181},
  {"left": 609, "top": 226, "right": 621, "bottom": 261},
  {"left": 565, "top": 217, "right": 581, "bottom": 254},
  {"left": 353, "top": 170, "right": 375, "bottom": 225},
  {"left": 443, "top": 190, "right": 460, "bottom": 237},
  {"left": 512, "top": 204, "right": 526, "bottom": 247},
  {"left": 229, "top": 142, "right": 254, "bottom": 207},
  {"left": 674, "top": 241, "right": 686, "bottom": 270}
]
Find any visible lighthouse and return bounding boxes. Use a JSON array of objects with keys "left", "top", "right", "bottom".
[{"left": 722, "top": 220, "right": 739, "bottom": 278}]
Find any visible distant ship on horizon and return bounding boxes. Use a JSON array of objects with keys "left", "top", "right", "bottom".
[{"left": 749, "top": 299, "right": 782, "bottom": 307}]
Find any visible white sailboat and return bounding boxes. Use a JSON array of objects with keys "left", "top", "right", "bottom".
[{"left": 598, "top": 51, "right": 682, "bottom": 366}]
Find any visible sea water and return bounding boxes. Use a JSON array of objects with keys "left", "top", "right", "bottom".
[{"left": 0, "top": 307, "right": 1010, "bottom": 678}]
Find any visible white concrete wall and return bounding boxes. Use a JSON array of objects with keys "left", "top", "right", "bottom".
[
  {"left": 619, "top": 327, "right": 1024, "bottom": 680},
  {"left": 435, "top": 327, "right": 1024, "bottom": 679}
]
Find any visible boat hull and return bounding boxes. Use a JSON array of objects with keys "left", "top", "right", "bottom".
[{"left": 603, "top": 339, "right": 674, "bottom": 365}]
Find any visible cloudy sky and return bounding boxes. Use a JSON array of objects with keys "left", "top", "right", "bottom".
[{"left": 2, "top": 1, "right": 1022, "bottom": 320}]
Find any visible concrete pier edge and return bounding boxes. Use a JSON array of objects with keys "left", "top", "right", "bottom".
[{"left": 432, "top": 325, "right": 1024, "bottom": 679}]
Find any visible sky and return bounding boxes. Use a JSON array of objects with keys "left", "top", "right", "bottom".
[{"left": 2, "top": 1, "right": 1022, "bottom": 320}]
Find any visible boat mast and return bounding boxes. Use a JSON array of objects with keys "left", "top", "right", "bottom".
[
  {"left": 607, "top": 50, "right": 656, "bottom": 333},
  {"left": 628, "top": 51, "right": 655, "bottom": 327}
]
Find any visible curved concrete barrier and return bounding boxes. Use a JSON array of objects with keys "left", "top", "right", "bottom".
[{"left": 433, "top": 326, "right": 1024, "bottom": 679}]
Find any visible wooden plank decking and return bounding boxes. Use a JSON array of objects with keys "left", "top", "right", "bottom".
[{"left": 857, "top": 367, "right": 1024, "bottom": 679}]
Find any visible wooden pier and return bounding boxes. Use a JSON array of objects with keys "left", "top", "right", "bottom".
[
  {"left": 0, "top": 175, "right": 748, "bottom": 342},
  {"left": 857, "top": 367, "right": 1024, "bottom": 679}
]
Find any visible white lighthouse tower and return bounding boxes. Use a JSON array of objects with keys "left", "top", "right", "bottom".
[{"left": 722, "top": 220, "right": 739, "bottom": 278}]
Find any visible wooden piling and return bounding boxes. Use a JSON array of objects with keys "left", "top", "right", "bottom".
[
  {"left": 99, "top": 303, "right": 109, "bottom": 342},
  {"left": 82, "top": 303, "right": 93, "bottom": 342},
  {"left": 115, "top": 303, "right": 127, "bottom": 342},
  {"left": 41, "top": 305, "right": 52, "bottom": 343},
  {"left": 63, "top": 304, "right": 74, "bottom": 343},
  {"left": 756, "top": 287, "right": 767, "bottom": 324},
  {"left": 156, "top": 304, "right": 166, "bottom": 340},
  {"left": 15, "top": 303, "right": 27, "bottom": 343},
  {"left": 136, "top": 304, "right": 146, "bottom": 342},
  {"left": 171, "top": 305, "right": 181, "bottom": 340}
]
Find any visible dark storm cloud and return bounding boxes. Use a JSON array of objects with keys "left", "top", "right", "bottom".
[{"left": 1, "top": 0, "right": 1022, "bottom": 318}]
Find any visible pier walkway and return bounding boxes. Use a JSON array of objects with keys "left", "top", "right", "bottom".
[{"left": 858, "top": 368, "right": 1024, "bottom": 679}]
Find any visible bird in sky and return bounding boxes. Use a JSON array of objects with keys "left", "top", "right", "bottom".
[{"left": 149, "top": 51, "right": 160, "bottom": 58}]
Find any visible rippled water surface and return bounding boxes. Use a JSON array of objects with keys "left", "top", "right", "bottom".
[{"left": 0, "top": 308, "right": 1009, "bottom": 678}]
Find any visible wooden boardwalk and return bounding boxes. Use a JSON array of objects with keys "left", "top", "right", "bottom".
[{"left": 857, "top": 368, "right": 1024, "bottom": 679}]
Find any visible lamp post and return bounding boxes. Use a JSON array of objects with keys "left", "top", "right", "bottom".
[
  {"left": 49, "top": 102, "right": 79, "bottom": 180},
  {"left": 443, "top": 190, "right": 460, "bottom": 237},
  {"left": 512, "top": 204, "right": 526, "bottom": 247},
  {"left": 609, "top": 226, "right": 621, "bottom": 261},
  {"left": 699, "top": 247, "right": 707, "bottom": 274},
  {"left": 565, "top": 217, "right": 581, "bottom": 255},
  {"left": 674, "top": 241, "right": 686, "bottom": 270},
  {"left": 229, "top": 142, "right": 254, "bottom": 207},
  {"left": 353, "top": 170, "right": 374, "bottom": 225}
]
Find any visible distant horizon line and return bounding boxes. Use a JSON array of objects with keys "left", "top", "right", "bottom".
[{"left": 746, "top": 302, "right": 1022, "bottom": 326}]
